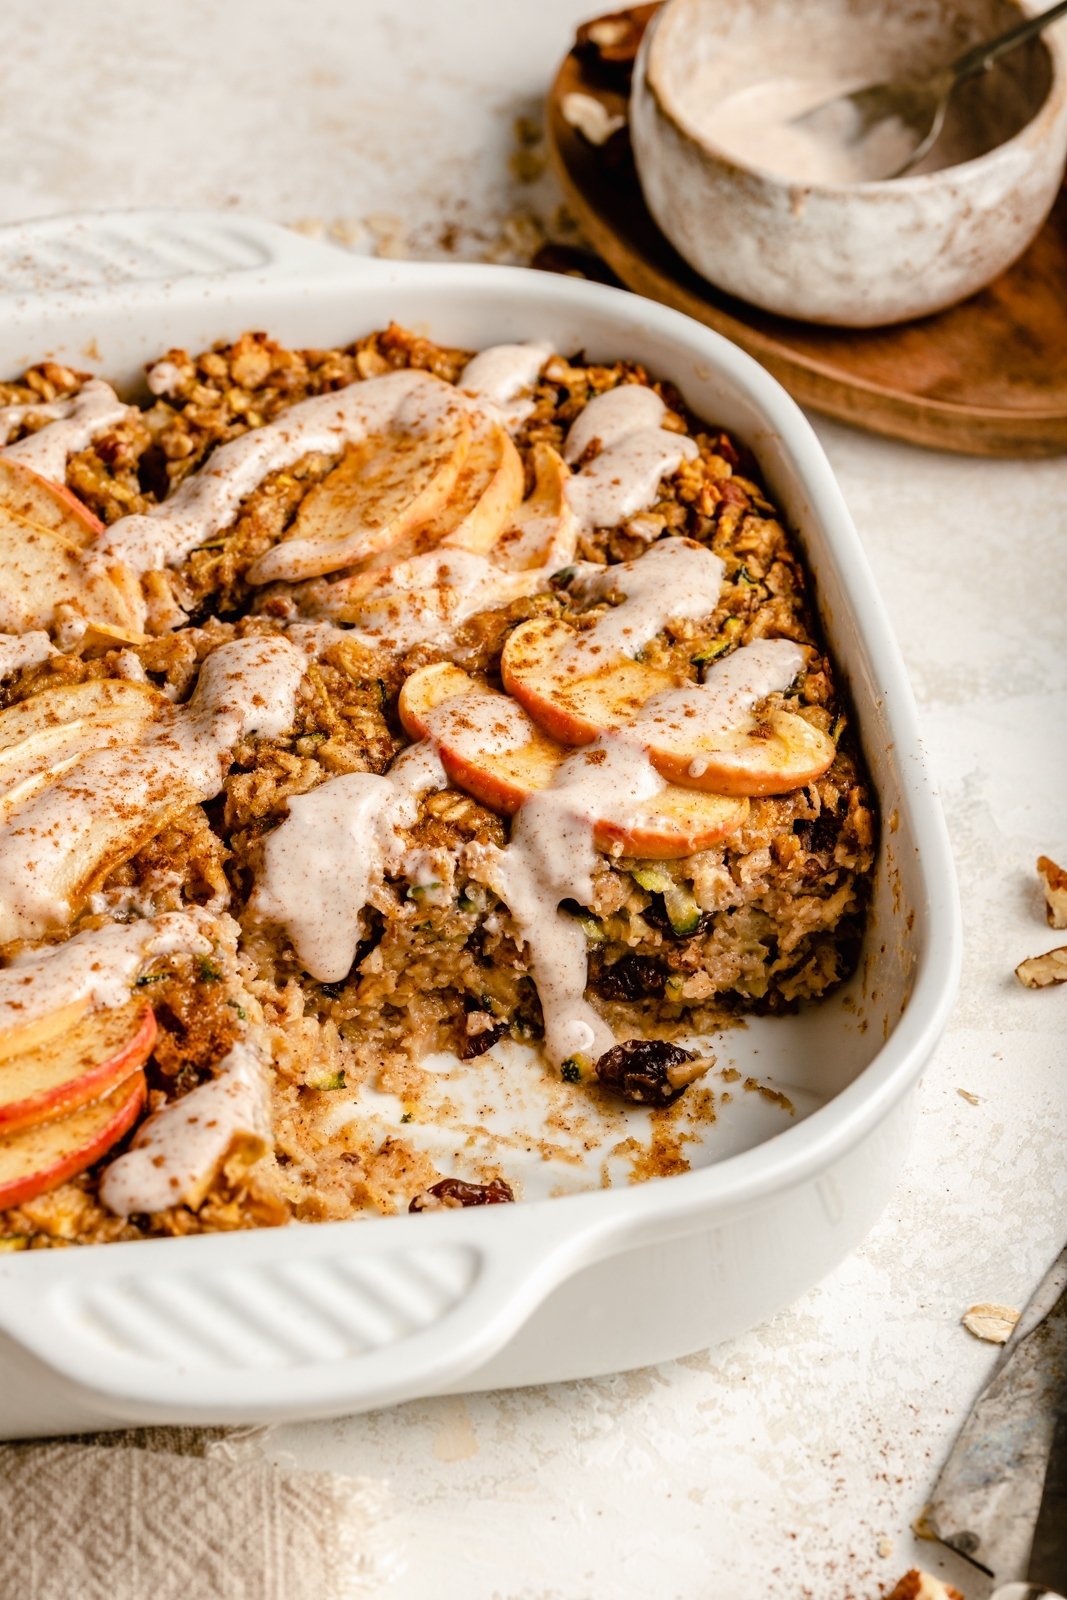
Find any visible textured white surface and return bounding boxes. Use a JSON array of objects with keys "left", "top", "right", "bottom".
[{"left": 3, "top": 2, "right": 1065, "bottom": 1595}]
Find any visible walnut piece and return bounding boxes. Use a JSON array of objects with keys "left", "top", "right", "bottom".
[
  {"left": 1015, "top": 945, "right": 1067, "bottom": 988},
  {"left": 962, "top": 1302, "right": 1019, "bottom": 1344},
  {"left": 885, "top": 1573, "right": 964, "bottom": 1600},
  {"left": 560, "top": 92, "right": 626, "bottom": 147},
  {"left": 1037, "top": 854, "right": 1067, "bottom": 929}
]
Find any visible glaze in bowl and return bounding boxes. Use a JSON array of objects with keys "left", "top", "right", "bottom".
[{"left": 630, "top": 0, "right": 1067, "bottom": 326}]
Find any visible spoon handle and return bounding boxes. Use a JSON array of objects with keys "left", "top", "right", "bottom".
[{"left": 950, "top": 0, "right": 1067, "bottom": 85}]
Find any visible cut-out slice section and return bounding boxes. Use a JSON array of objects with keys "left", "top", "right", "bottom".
[
  {"left": 399, "top": 662, "right": 747, "bottom": 858},
  {"left": 0, "top": 1000, "right": 155, "bottom": 1135},
  {"left": 0, "top": 458, "right": 145, "bottom": 638},
  {"left": 503, "top": 623, "right": 835, "bottom": 797},
  {"left": 246, "top": 412, "right": 474, "bottom": 585},
  {"left": 0, "top": 1068, "right": 146, "bottom": 1208},
  {"left": 494, "top": 444, "right": 579, "bottom": 572}
]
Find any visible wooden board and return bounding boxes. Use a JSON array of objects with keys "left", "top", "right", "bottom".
[{"left": 546, "top": 9, "right": 1067, "bottom": 457}]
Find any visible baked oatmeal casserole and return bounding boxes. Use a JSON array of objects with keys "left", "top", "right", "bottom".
[{"left": 0, "top": 324, "right": 875, "bottom": 1248}]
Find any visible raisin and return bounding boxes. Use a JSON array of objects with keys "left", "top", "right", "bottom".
[
  {"left": 595, "top": 954, "right": 667, "bottom": 1001},
  {"left": 459, "top": 1021, "right": 508, "bottom": 1060},
  {"left": 409, "top": 1177, "right": 515, "bottom": 1212},
  {"left": 594, "top": 1039, "right": 708, "bottom": 1107},
  {"left": 642, "top": 897, "right": 712, "bottom": 941},
  {"left": 792, "top": 812, "right": 840, "bottom": 853}
]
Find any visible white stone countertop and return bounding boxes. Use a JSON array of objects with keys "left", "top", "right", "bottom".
[{"left": 3, "top": 3, "right": 1064, "bottom": 1596}]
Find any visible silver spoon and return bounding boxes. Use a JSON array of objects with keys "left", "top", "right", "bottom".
[{"left": 791, "top": 0, "right": 1067, "bottom": 180}]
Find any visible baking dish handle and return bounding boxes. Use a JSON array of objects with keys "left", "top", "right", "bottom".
[
  {"left": 0, "top": 1208, "right": 612, "bottom": 1424},
  {"left": 0, "top": 206, "right": 389, "bottom": 301}
]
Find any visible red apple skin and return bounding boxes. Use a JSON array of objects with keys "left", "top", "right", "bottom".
[
  {"left": 0, "top": 1069, "right": 147, "bottom": 1209},
  {"left": 35, "top": 474, "right": 106, "bottom": 537},
  {"left": 501, "top": 619, "right": 672, "bottom": 747},
  {"left": 0, "top": 997, "right": 91, "bottom": 1065},
  {"left": 591, "top": 799, "right": 747, "bottom": 860},
  {"left": 503, "top": 619, "right": 836, "bottom": 798},
  {"left": 642, "top": 711, "right": 838, "bottom": 798},
  {"left": 399, "top": 663, "right": 747, "bottom": 859},
  {"left": 0, "top": 1002, "right": 156, "bottom": 1136},
  {"left": 0, "top": 457, "right": 106, "bottom": 537}
]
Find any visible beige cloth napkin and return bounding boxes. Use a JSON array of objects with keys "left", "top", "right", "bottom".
[{"left": 0, "top": 1426, "right": 389, "bottom": 1600}]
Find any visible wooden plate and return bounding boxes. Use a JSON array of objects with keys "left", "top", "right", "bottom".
[{"left": 546, "top": 7, "right": 1067, "bottom": 457}]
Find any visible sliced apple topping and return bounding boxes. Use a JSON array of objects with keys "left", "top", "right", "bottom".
[
  {"left": 628, "top": 639, "right": 835, "bottom": 797},
  {"left": 423, "top": 417, "right": 524, "bottom": 556},
  {"left": 0, "top": 636, "right": 305, "bottom": 943},
  {"left": 0, "top": 999, "right": 155, "bottom": 1136},
  {"left": 504, "top": 605, "right": 835, "bottom": 798},
  {"left": 0, "top": 679, "right": 178, "bottom": 933},
  {"left": 291, "top": 550, "right": 549, "bottom": 649},
  {"left": 399, "top": 661, "right": 747, "bottom": 858},
  {"left": 503, "top": 615, "right": 679, "bottom": 744},
  {"left": 0, "top": 678, "right": 163, "bottom": 830},
  {"left": 246, "top": 411, "right": 474, "bottom": 585},
  {"left": 0, "top": 912, "right": 211, "bottom": 1057},
  {"left": 0, "top": 1067, "right": 146, "bottom": 1209},
  {"left": 0, "top": 996, "right": 91, "bottom": 1066},
  {"left": 494, "top": 444, "right": 579, "bottom": 572},
  {"left": 0, "top": 457, "right": 145, "bottom": 639}
]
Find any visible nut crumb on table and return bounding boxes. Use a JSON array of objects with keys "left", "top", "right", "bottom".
[{"left": 884, "top": 1572, "right": 964, "bottom": 1600}]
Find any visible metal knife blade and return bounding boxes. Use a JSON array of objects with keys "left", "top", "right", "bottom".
[
  {"left": 924, "top": 1247, "right": 1067, "bottom": 1583},
  {"left": 1028, "top": 1405, "right": 1067, "bottom": 1592}
]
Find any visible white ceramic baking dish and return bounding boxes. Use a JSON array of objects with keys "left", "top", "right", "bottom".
[{"left": 0, "top": 210, "right": 960, "bottom": 1441}]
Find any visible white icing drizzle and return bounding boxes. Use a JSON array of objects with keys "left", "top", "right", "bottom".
[
  {"left": 558, "top": 539, "right": 724, "bottom": 669},
  {"left": 0, "top": 911, "right": 212, "bottom": 1032},
  {"left": 638, "top": 638, "right": 806, "bottom": 776},
  {"left": 252, "top": 742, "right": 446, "bottom": 982},
  {"left": 487, "top": 740, "right": 663, "bottom": 1065},
  {"left": 418, "top": 686, "right": 672, "bottom": 1066},
  {"left": 92, "top": 369, "right": 463, "bottom": 576},
  {"left": 0, "top": 630, "right": 53, "bottom": 680},
  {"left": 420, "top": 686, "right": 534, "bottom": 759},
  {"left": 564, "top": 386, "right": 668, "bottom": 464},
  {"left": 563, "top": 385, "right": 699, "bottom": 531},
  {"left": 0, "top": 636, "right": 305, "bottom": 943},
  {"left": 458, "top": 341, "right": 552, "bottom": 427},
  {"left": 100, "top": 1034, "right": 271, "bottom": 1217},
  {"left": 0, "top": 380, "right": 133, "bottom": 483},
  {"left": 302, "top": 549, "right": 551, "bottom": 650},
  {"left": 188, "top": 633, "right": 306, "bottom": 744}
]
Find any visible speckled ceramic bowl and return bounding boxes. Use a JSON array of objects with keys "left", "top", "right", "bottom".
[{"left": 631, "top": 0, "right": 1067, "bottom": 326}]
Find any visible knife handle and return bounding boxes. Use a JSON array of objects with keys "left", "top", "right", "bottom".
[{"left": 1027, "top": 1407, "right": 1067, "bottom": 1595}]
